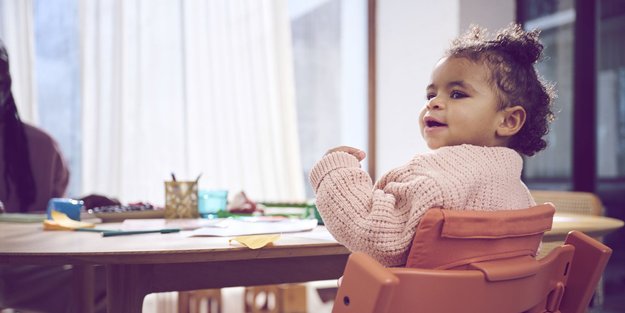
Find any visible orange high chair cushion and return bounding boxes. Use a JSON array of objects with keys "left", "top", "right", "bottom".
[{"left": 405, "top": 203, "right": 555, "bottom": 269}]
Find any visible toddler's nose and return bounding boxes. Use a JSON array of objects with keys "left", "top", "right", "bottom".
[{"left": 426, "top": 99, "right": 444, "bottom": 110}]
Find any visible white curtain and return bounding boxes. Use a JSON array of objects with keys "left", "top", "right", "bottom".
[
  {"left": 79, "top": 0, "right": 304, "bottom": 204},
  {"left": 0, "top": 0, "right": 38, "bottom": 124}
]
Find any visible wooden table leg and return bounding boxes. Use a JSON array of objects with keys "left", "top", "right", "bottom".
[
  {"left": 73, "top": 264, "right": 95, "bottom": 313},
  {"left": 106, "top": 264, "right": 151, "bottom": 313}
]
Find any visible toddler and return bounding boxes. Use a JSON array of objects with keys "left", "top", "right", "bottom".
[{"left": 309, "top": 24, "right": 555, "bottom": 267}]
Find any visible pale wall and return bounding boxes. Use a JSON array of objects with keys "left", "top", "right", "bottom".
[{"left": 376, "top": 0, "right": 515, "bottom": 177}]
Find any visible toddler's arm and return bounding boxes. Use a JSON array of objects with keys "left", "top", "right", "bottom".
[{"left": 310, "top": 150, "right": 440, "bottom": 267}]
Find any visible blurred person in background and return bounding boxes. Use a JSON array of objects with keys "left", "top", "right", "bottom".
[{"left": 0, "top": 39, "right": 106, "bottom": 313}]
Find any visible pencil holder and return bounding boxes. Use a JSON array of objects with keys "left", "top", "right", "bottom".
[{"left": 164, "top": 180, "right": 199, "bottom": 219}]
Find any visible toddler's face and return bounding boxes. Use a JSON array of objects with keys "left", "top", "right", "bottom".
[{"left": 419, "top": 57, "right": 507, "bottom": 150}]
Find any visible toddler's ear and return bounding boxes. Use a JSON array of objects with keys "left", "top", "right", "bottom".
[{"left": 497, "top": 105, "right": 526, "bottom": 137}]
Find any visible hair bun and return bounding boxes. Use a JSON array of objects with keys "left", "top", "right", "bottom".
[{"left": 494, "top": 24, "right": 543, "bottom": 65}]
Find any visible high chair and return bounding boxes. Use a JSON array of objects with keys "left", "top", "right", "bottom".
[{"left": 332, "top": 204, "right": 613, "bottom": 313}]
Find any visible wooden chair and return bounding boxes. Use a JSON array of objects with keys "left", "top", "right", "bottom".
[
  {"left": 244, "top": 284, "right": 308, "bottom": 313},
  {"left": 178, "top": 289, "right": 222, "bottom": 313},
  {"left": 530, "top": 190, "right": 603, "bottom": 216},
  {"left": 332, "top": 204, "right": 613, "bottom": 313}
]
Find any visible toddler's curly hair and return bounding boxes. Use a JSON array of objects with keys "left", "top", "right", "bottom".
[{"left": 446, "top": 23, "right": 556, "bottom": 156}]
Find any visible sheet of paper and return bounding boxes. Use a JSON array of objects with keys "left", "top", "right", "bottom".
[
  {"left": 190, "top": 218, "right": 318, "bottom": 237},
  {"left": 284, "top": 228, "right": 338, "bottom": 241},
  {"left": 122, "top": 218, "right": 230, "bottom": 230}
]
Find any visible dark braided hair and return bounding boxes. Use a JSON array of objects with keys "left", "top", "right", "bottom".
[
  {"left": 1, "top": 40, "right": 36, "bottom": 212},
  {"left": 445, "top": 24, "right": 556, "bottom": 156}
]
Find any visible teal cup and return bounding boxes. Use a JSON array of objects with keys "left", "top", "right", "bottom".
[{"left": 198, "top": 190, "right": 228, "bottom": 217}]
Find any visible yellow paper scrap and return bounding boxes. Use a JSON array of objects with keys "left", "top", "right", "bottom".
[
  {"left": 229, "top": 234, "right": 280, "bottom": 249},
  {"left": 43, "top": 210, "right": 95, "bottom": 230}
]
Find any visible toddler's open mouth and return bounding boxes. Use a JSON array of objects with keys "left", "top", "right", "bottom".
[{"left": 426, "top": 120, "right": 447, "bottom": 127}]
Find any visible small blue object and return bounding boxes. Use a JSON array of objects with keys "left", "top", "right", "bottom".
[
  {"left": 198, "top": 190, "right": 228, "bottom": 217},
  {"left": 46, "top": 198, "right": 84, "bottom": 221}
]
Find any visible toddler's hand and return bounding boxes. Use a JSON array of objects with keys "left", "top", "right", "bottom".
[{"left": 325, "top": 146, "right": 366, "bottom": 161}]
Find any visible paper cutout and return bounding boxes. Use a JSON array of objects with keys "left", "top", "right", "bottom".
[
  {"left": 191, "top": 218, "right": 318, "bottom": 237},
  {"left": 122, "top": 218, "right": 229, "bottom": 230},
  {"left": 43, "top": 210, "right": 95, "bottom": 230},
  {"left": 229, "top": 234, "right": 281, "bottom": 249}
]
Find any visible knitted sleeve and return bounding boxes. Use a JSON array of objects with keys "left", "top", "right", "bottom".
[{"left": 310, "top": 151, "right": 442, "bottom": 266}]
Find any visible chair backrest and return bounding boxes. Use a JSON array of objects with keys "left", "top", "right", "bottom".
[
  {"left": 530, "top": 190, "right": 603, "bottom": 216},
  {"left": 332, "top": 231, "right": 613, "bottom": 313},
  {"left": 405, "top": 204, "right": 555, "bottom": 269}
]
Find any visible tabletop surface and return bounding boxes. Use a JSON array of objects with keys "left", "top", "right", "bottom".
[
  {"left": 546, "top": 213, "right": 624, "bottom": 240},
  {"left": 0, "top": 221, "right": 349, "bottom": 265},
  {"left": 1, "top": 213, "right": 623, "bottom": 264}
]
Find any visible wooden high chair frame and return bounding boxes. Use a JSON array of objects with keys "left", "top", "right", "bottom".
[{"left": 332, "top": 204, "right": 613, "bottom": 313}]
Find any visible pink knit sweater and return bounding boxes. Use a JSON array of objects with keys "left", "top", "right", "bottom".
[{"left": 310, "top": 144, "right": 535, "bottom": 266}]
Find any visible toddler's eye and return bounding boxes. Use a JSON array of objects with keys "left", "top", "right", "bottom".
[
  {"left": 426, "top": 93, "right": 436, "bottom": 100},
  {"left": 450, "top": 90, "right": 467, "bottom": 99}
]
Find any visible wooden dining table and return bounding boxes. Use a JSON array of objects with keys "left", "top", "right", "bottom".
[
  {"left": 1, "top": 212, "right": 623, "bottom": 313},
  {"left": 544, "top": 213, "right": 624, "bottom": 242},
  {"left": 0, "top": 221, "right": 350, "bottom": 313}
]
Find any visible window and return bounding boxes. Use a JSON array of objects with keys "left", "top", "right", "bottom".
[
  {"left": 32, "top": 0, "right": 82, "bottom": 197},
  {"left": 597, "top": 0, "right": 625, "bottom": 180},
  {"left": 518, "top": 3, "right": 625, "bottom": 308},
  {"left": 518, "top": 0, "right": 575, "bottom": 188},
  {"left": 289, "top": 0, "right": 369, "bottom": 198},
  {"left": 2, "top": 0, "right": 369, "bottom": 201},
  {"left": 519, "top": 0, "right": 625, "bottom": 190}
]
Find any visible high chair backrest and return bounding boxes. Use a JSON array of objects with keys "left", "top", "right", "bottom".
[
  {"left": 405, "top": 203, "right": 555, "bottom": 269},
  {"left": 332, "top": 231, "right": 613, "bottom": 313}
]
